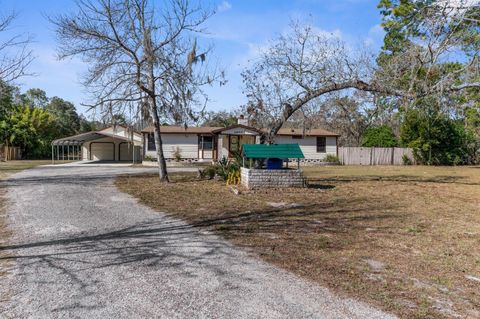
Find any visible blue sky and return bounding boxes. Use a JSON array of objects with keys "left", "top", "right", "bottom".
[{"left": 2, "top": 0, "right": 385, "bottom": 118}]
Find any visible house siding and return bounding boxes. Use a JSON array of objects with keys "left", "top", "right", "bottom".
[
  {"left": 142, "top": 132, "right": 338, "bottom": 161},
  {"left": 144, "top": 133, "right": 199, "bottom": 159},
  {"left": 274, "top": 136, "right": 337, "bottom": 160},
  {"left": 98, "top": 126, "right": 142, "bottom": 144}
]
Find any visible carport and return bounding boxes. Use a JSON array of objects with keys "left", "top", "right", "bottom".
[{"left": 51, "top": 126, "right": 142, "bottom": 164}]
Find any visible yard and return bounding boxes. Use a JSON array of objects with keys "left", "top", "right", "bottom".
[{"left": 116, "top": 165, "right": 480, "bottom": 319}]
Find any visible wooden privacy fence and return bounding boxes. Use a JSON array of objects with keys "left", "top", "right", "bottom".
[
  {"left": 0, "top": 145, "right": 22, "bottom": 160},
  {"left": 338, "top": 147, "right": 414, "bottom": 165}
]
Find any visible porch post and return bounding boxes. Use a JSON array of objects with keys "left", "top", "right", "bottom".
[{"left": 217, "top": 134, "right": 223, "bottom": 160}]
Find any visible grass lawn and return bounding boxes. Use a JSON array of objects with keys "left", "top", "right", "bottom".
[
  {"left": 116, "top": 165, "right": 480, "bottom": 319},
  {"left": 0, "top": 160, "right": 52, "bottom": 179}
]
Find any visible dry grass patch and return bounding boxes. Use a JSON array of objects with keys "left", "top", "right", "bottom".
[
  {"left": 0, "top": 160, "right": 51, "bottom": 179},
  {"left": 116, "top": 166, "right": 480, "bottom": 319}
]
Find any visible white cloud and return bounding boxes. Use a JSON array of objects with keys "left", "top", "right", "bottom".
[
  {"left": 217, "top": 1, "right": 232, "bottom": 13},
  {"left": 364, "top": 24, "right": 384, "bottom": 48},
  {"left": 311, "top": 27, "right": 343, "bottom": 40}
]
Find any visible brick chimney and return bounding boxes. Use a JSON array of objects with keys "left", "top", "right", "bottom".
[{"left": 237, "top": 114, "right": 248, "bottom": 126}]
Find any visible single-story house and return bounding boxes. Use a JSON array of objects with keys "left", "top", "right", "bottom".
[
  {"left": 52, "top": 118, "right": 339, "bottom": 164},
  {"left": 52, "top": 125, "right": 143, "bottom": 162},
  {"left": 142, "top": 119, "right": 339, "bottom": 163}
]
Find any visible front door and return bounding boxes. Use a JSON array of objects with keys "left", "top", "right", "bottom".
[
  {"left": 228, "top": 135, "right": 256, "bottom": 157},
  {"left": 229, "top": 135, "right": 240, "bottom": 157}
]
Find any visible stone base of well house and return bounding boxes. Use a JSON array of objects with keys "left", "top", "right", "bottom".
[{"left": 240, "top": 167, "right": 306, "bottom": 189}]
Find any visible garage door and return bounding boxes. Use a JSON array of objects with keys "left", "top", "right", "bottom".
[
  {"left": 90, "top": 142, "right": 114, "bottom": 161},
  {"left": 119, "top": 143, "right": 133, "bottom": 161}
]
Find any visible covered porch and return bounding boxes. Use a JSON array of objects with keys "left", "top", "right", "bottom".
[{"left": 213, "top": 125, "right": 261, "bottom": 159}]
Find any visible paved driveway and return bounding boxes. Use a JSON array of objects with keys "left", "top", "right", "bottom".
[{"left": 0, "top": 166, "right": 396, "bottom": 319}]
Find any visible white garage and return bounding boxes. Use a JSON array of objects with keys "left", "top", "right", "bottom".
[
  {"left": 52, "top": 126, "right": 143, "bottom": 163},
  {"left": 90, "top": 142, "right": 115, "bottom": 161}
]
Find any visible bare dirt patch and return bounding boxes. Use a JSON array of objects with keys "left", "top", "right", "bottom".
[{"left": 116, "top": 166, "right": 480, "bottom": 319}]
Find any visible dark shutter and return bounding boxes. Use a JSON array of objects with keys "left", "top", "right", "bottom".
[{"left": 316, "top": 137, "right": 326, "bottom": 153}]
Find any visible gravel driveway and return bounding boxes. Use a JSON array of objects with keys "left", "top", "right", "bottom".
[{"left": 0, "top": 165, "right": 396, "bottom": 319}]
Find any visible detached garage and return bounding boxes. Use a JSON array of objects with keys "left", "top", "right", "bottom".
[
  {"left": 90, "top": 142, "right": 115, "bottom": 161},
  {"left": 52, "top": 126, "right": 143, "bottom": 163}
]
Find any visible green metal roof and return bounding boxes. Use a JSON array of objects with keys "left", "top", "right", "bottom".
[{"left": 242, "top": 143, "right": 305, "bottom": 159}]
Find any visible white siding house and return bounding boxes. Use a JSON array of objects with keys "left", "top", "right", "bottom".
[
  {"left": 275, "top": 136, "right": 337, "bottom": 160},
  {"left": 144, "top": 133, "right": 199, "bottom": 159},
  {"left": 142, "top": 123, "right": 339, "bottom": 164}
]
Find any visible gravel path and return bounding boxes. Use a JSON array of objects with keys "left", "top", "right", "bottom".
[{"left": 0, "top": 165, "right": 396, "bottom": 319}]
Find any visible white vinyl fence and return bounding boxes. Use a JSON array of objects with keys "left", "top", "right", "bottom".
[{"left": 338, "top": 147, "right": 414, "bottom": 165}]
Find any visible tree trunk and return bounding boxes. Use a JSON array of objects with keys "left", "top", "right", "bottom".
[
  {"left": 148, "top": 102, "right": 169, "bottom": 182},
  {"left": 143, "top": 27, "right": 169, "bottom": 183}
]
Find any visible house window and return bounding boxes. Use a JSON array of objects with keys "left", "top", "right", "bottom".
[
  {"left": 292, "top": 135, "right": 303, "bottom": 139},
  {"left": 200, "top": 135, "right": 213, "bottom": 150},
  {"left": 147, "top": 133, "right": 155, "bottom": 151},
  {"left": 316, "top": 136, "right": 326, "bottom": 153}
]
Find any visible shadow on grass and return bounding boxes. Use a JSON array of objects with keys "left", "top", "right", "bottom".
[
  {"left": 307, "top": 174, "right": 479, "bottom": 186},
  {"left": 307, "top": 183, "right": 336, "bottom": 190}
]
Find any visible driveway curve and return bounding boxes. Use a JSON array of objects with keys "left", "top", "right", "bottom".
[{"left": 0, "top": 165, "right": 396, "bottom": 319}]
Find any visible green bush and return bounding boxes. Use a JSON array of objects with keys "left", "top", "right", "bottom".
[
  {"left": 400, "top": 109, "right": 474, "bottom": 165},
  {"left": 323, "top": 154, "right": 341, "bottom": 164},
  {"left": 402, "top": 154, "right": 413, "bottom": 165},
  {"left": 144, "top": 155, "right": 157, "bottom": 162},
  {"left": 198, "top": 157, "right": 240, "bottom": 181},
  {"left": 215, "top": 156, "right": 240, "bottom": 181},
  {"left": 173, "top": 146, "right": 182, "bottom": 161},
  {"left": 199, "top": 165, "right": 217, "bottom": 180},
  {"left": 361, "top": 125, "right": 398, "bottom": 147}
]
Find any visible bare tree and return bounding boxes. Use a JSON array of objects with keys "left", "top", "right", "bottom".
[
  {"left": 242, "top": 19, "right": 479, "bottom": 143},
  {"left": 52, "top": 0, "right": 219, "bottom": 182},
  {"left": 0, "top": 11, "right": 34, "bottom": 88}
]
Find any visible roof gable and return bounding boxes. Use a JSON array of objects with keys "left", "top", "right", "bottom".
[{"left": 212, "top": 124, "right": 262, "bottom": 135}]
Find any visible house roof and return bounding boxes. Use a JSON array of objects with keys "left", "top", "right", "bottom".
[
  {"left": 141, "top": 126, "right": 222, "bottom": 134},
  {"left": 275, "top": 128, "right": 340, "bottom": 137},
  {"left": 52, "top": 131, "right": 105, "bottom": 145},
  {"left": 211, "top": 124, "right": 263, "bottom": 134},
  {"left": 142, "top": 125, "right": 339, "bottom": 136},
  {"left": 52, "top": 126, "right": 141, "bottom": 145},
  {"left": 243, "top": 143, "right": 305, "bottom": 159}
]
